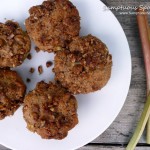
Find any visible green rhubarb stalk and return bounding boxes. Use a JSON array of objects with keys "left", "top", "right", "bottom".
[
  {"left": 126, "top": 7, "right": 150, "bottom": 149},
  {"left": 126, "top": 94, "right": 150, "bottom": 150},
  {"left": 147, "top": 27, "right": 150, "bottom": 144},
  {"left": 147, "top": 117, "right": 150, "bottom": 144},
  {"left": 137, "top": 7, "right": 150, "bottom": 145},
  {"left": 144, "top": 10, "right": 150, "bottom": 144},
  {"left": 148, "top": 26, "right": 150, "bottom": 143}
]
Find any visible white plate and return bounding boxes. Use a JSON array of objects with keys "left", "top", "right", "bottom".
[{"left": 0, "top": 0, "right": 131, "bottom": 150}]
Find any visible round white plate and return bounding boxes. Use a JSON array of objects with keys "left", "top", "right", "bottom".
[{"left": 0, "top": 0, "right": 131, "bottom": 150}]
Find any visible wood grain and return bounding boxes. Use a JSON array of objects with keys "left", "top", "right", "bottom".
[
  {"left": 79, "top": 145, "right": 150, "bottom": 150},
  {"left": 1, "top": 0, "right": 150, "bottom": 149},
  {"left": 0, "top": 145, "right": 9, "bottom": 150}
]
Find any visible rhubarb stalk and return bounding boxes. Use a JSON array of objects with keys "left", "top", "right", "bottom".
[
  {"left": 126, "top": 8, "right": 150, "bottom": 149},
  {"left": 126, "top": 94, "right": 150, "bottom": 150}
]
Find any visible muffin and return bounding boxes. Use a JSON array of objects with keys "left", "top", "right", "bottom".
[
  {"left": 23, "top": 81, "right": 78, "bottom": 139},
  {"left": 54, "top": 34, "right": 112, "bottom": 94},
  {"left": 0, "top": 20, "right": 31, "bottom": 68},
  {"left": 0, "top": 69, "right": 26, "bottom": 120},
  {"left": 25, "top": 0, "right": 80, "bottom": 52}
]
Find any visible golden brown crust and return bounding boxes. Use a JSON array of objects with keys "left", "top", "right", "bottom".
[
  {"left": 25, "top": 0, "right": 80, "bottom": 52},
  {"left": 0, "top": 21, "right": 31, "bottom": 68},
  {"left": 23, "top": 81, "right": 78, "bottom": 139},
  {"left": 0, "top": 69, "right": 26, "bottom": 120},
  {"left": 54, "top": 35, "right": 112, "bottom": 94}
]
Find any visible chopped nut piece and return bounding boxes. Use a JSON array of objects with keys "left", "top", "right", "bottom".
[
  {"left": 7, "top": 33, "right": 14, "bottom": 40},
  {"left": 40, "top": 120, "right": 46, "bottom": 127},
  {"left": 46, "top": 61, "right": 53, "bottom": 68},
  {"left": 27, "top": 53, "right": 32, "bottom": 60},
  {"left": 26, "top": 78, "right": 31, "bottom": 83},
  {"left": 35, "top": 46, "right": 40, "bottom": 53},
  {"left": 74, "top": 62, "right": 81, "bottom": 65},
  {"left": 0, "top": 39, "right": 4, "bottom": 47},
  {"left": 38, "top": 65, "right": 43, "bottom": 74},
  {"left": 30, "top": 67, "right": 35, "bottom": 73},
  {"left": 50, "top": 108, "right": 54, "bottom": 112},
  {"left": 56, "top": 46, "right": 61, "bottom": 51},
  {"left": 14, "top": 35, "right": 25, "bottom": 45}
]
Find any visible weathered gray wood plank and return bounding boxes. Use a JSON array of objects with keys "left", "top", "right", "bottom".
[
  {"left": 79, "top": 145, "right": 150, "bottom": 150},
  {"left": 0, "top": 145, "right": 9, "bottom": 150},
  {"left": 1, "top": 144, "right": 150, "bottom": 150}
]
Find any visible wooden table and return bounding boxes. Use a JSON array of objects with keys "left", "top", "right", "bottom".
[{"left": 1, "top": 0, "right": 150, "bottom": 149}]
